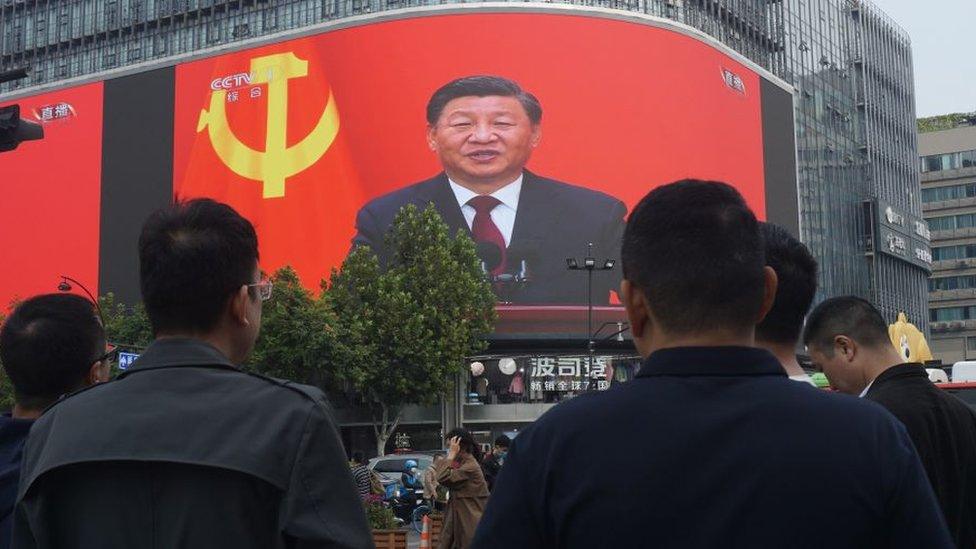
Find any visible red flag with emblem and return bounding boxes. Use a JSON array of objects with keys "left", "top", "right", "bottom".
[{"left": 173, "top": 40, "right": 362, "bottom": 286}]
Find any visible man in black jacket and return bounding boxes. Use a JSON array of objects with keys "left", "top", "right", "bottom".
[
  {"left": 12, "top": 199, "right": 372, "bottom": 549},
  {"left": 472, "top": 180, "right": 952, "bottom": 548},
  {"left": 353, "top": 75, "right": 626, "bottom": 304},
  {"left": 0, "top": 294, "right": 109, "bottom": 549},
  {"left": 805, "top": 296, "right": 976, "bottom": 549}
]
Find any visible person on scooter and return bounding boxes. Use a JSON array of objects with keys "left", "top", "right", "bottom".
[{"left": 401, "top": 459, "right": 423, "bottom": 491}]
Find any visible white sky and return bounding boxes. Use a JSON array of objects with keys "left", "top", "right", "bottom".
[{"left": 870, "top": 0, "right": 976, "bottom": 117}]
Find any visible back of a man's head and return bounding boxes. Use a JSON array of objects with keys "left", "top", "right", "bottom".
[
  {"left": 0, "top": 294, "right": 106, "bottom": 410},
  {"left": 621, "top": 179, "right": 766, "bottom": 335},
  {"left": 755, "top": 223, "right": 818, "bottom": 346},
  {"left": 803, "top": 296, "right": 890, "bottom": 354},
  {"left": 139, "top": 198, "right": 258, "bottom": 336}
]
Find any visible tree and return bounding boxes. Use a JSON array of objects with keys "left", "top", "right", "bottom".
[
  {"left": 99, "top": 294, "right": 153, "bottom": 377},
  {"left": 918, "top": 112, "right": 976, "bottom": 133},
  {"left": 248, "top": 266, "right": 337, "bottom": 389},
  {"left": 326, "top": 204, "right": 496, "bottom": 455},
  {"left": 100, "top": 294, "right": 153, "bottom": 350},
  {"left": 0, "top": 311, "right": 12, "bottom": 412}
]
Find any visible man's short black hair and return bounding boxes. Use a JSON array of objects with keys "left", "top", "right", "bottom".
[
  {"left": 0, "top": 294, "right": 105, "bottom": 409},
  {"left": 802, "top": 296, "right": 890, "bottom": 354},
  {"left": 139, "top": 198, "right": 259, "bottom": 335},
  {"left": 426, "top": 75, "right": 542, "bottom": 125},
  {"left": 755, "top": 223, "right": 818, "bottom": 345},
  {"left": 494, "top": 434, "right": 511, "bottom": 448},
  {"left": 621, "top": 179, "right": 766, "bottom": 334}
]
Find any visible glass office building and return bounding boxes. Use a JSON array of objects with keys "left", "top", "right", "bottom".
[{"left": 0, "top": 0, "right": 929, "bottom": 327}]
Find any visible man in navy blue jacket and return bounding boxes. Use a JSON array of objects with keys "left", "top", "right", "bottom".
[
  {"left": 0, "top": 294, "right": 110, "bottom": 549},
  {"left": 471, "top": 180, "right": 952, "bottom": 548}
]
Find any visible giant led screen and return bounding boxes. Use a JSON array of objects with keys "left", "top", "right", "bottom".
[
  {"left": 172, "top": 11, "right": 787, "bottom": 308},
  {"left": 0, "top": 83, "right": 104, "bottom": 309},
  {"left": 0, "top": 8, "right": 796, "bottom": 333}
]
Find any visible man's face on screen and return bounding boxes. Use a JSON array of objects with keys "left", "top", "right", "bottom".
[{"left": 427, "top": 95, "right": 541, "bottom": 191}]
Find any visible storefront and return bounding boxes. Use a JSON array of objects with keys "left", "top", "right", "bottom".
[{"left": 339, "top": 306, "right": 640, "bottom": 457}]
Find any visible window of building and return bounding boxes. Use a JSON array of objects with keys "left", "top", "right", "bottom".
[
  {"left": 931, "top": 306, "right": 976, "bottom": 322},
  {"left": 921, "top": 150, "right": 976, "bottom": 173},
  {"left": 967, "top": 337, "right": 976, "bottom": 351},
  {"left": 963, "top": 150, "right": 976, "bottom": 169},
  {"left": 929, "top": 275, "right": 976, "bottom": 291},
  {"left": 921, "top": 182, "right": 976, "bottom": 203},
  {"left": 928, "top": 213, "right": 976, "bottom": 232},
  {"left": 932, "top": 307, "right": 964, "bottom": 322}
]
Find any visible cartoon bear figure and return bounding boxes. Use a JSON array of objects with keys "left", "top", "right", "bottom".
[{"left": 888, "top": 312, "right": 933, "bottom": 363}]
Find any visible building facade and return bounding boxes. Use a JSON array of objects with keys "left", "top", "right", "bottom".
[
  {"left": 0, "top": 0, "right": 930, "bottom": 326},
  {"left": 1, "top": 0, "right": 930, "bottom": 452},
  {"left": 920, "top": 123, "right": 976, "bottom": 364}
]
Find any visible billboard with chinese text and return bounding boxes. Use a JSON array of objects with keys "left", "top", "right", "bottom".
[
  {"left": 0, "top": 6, "right": 798, "bottom": 337},
  {"left": 172, "top": 10, "right": 796, "bottom": 310}
]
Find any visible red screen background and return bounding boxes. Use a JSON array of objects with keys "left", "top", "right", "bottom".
[
  {"left": 174, "top": 12, "right": 767, "bottom": 289},
  {"left": 0, "top": 83, "right": 104, "bottom": 310}
]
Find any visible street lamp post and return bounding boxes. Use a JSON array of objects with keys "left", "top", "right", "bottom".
[
  {"left": 57, "top": 275, "right": 104, "bottom": 323},
  {"left": 566, "top": 243, "right": 615, "bottom": 352}
]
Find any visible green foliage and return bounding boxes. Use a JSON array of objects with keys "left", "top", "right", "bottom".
[
  {"left": 0, "top": 311, "right": 12, "bottom": 412},
  {"left": 248, "top": 266, "right": 337, "bottom": 388},
  {"left": 326, "top": 204, "right": 496, "bottom": 449},
  {"left": 918, "top": 112, "right": 976, "bottom": 133},
  {"left": 364, "top": 497, "right": 398, "bottom": 530},
  {"left": 99, "top": 293, "right": 153, "bottom": 350},
  {"left": 99, "top": 294, "right": 153, "bottom": 377}
]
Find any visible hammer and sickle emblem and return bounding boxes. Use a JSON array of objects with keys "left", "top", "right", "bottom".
[{"left": 196, "top": 52, "right": 340, "bottom": 198}]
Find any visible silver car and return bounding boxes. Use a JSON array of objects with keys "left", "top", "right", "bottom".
[{"left": 368, "top": 453, "right": 434, "bottom": 485}]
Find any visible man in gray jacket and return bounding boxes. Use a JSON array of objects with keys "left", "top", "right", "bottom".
[{"left": 12, "top": 199, "right": 372, "bottom": 549}]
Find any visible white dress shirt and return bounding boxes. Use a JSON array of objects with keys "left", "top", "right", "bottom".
[
  {"left": 859, "top": 379, "right": 875, "bottom": 398},
  {"left": 448, "top": 175, "right": 523, "bottom": 247},
  {"left": 789, "top": 374, "right": 817, "bottom": 387}
]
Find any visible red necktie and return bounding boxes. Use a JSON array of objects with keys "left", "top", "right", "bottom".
[{"left": 468, "top": 195, "right": 507, "bottom": 276}]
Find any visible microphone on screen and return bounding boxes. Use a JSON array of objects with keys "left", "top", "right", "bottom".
[{"left": 475, "top": 241, "right": 503, "bottom": 275}]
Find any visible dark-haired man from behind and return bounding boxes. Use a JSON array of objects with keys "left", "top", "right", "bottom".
[
  {"left": 756, "top": 222, "right": 818, "bottom": 385},
  {"left": 472, "top": 180, "right": 951, "bottom": 549},
  {"left": 12, "top": 199, "right": 372, "bottom": 549},
  {"left": 805, "top": 296, "right": 976, "bottom": 549},
  {"left": 0, "top": 294, "right": 109, "bottom": 549}
]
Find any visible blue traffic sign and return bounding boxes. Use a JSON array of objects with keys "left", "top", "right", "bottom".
[{"left": 118, "top": 352, "right": 139, "bottom": 371}]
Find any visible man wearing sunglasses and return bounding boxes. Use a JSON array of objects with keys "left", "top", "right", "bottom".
[
  {"left": 0, "top": 294, "right": 109, "bottom": 549},
  {"left": 12, "top": 199, "right": 372, "bottom": 549}
]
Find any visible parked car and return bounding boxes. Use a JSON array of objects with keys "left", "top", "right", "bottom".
[
  {"left": 368, "top": 453, "right": 434, "bottom": 485},
  {"left": 936, "top": 382, "right": 976, "bottom": 411}
]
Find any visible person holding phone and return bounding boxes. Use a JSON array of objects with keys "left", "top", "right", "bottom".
[{"left": 434, "top": 429, "right": 489, "bottom": 549}]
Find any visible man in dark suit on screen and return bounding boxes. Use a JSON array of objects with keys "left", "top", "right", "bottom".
[{"left": 352, "top": 75, "right": 627, "bottom": 304}]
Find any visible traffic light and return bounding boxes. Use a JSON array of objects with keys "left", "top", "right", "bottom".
[{"left": 0, "top": 104, "right": 43, "bottom": 153}]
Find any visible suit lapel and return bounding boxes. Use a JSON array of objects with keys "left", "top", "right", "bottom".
[
  {"left": 510, "top": 170, "right": 561, "bottom": 254},
  {"left": 419, "top": 173, "right": 470, "bottom": 238}
]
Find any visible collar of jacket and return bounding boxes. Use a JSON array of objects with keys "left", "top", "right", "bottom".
[
  {"left": 871, "top": 362, "right": 928, "bottom": 387},
  {"left": 119, "top": 337, "right": 238, "bottom": 378},
  {"left": 635, "top": 346, "right": 787, "bottom": 378}
]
